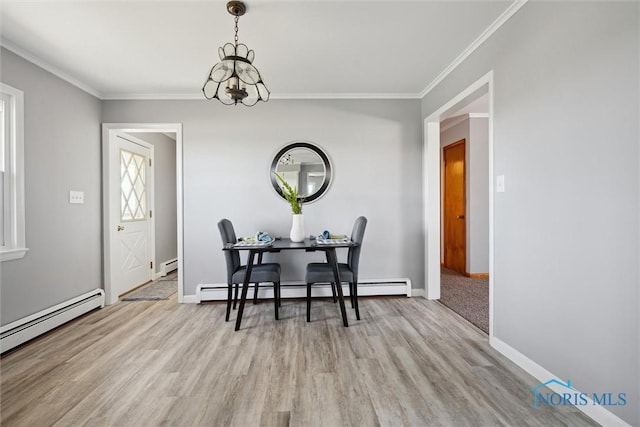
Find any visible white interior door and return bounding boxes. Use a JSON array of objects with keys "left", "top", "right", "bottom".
[{"left": 109, "top": 132, "right": 154, "bottom": 299}]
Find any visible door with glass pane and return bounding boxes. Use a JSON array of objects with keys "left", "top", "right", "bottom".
[{"left": 109, "top": 132, "right": 154, "bottom": 298}]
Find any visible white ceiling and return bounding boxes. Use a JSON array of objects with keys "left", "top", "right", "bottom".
[{"left": 0, "top": 1, "right": 517, "bottom": 100}]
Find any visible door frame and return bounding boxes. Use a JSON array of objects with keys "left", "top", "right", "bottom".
[
  {"left": 102, "top": 123, "right": 184, "bottom": 305},
  {"left": 422, "top": 70, "right": 494, "bottom": 337}
]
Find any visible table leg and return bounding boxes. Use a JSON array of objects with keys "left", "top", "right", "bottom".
[
  {"left": 327, "top": 248, "right": 349, "bottom": 327},
  {"left": 235, "top": 250, "right": 257, "bottom": 331}
]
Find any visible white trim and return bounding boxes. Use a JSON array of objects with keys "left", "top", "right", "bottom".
[
  {"left": 468, "top": 113, "right": 489, "bottom": 119},
  {"left": 182, "top": 294, "right": 200, "bottom": 304},
  {"left": 195, "top": 279, "right": 412, "bottom": 303},
  {"left": 1, "top": 38, "right": 103, "bottom": 99},
  {"left": 101, "top": 123, "right": 184, "bottom": 304},
  {"left": 418, "top": 0, "right": 528, "bottom": 98},
  {"left": 100, "top": 92, "right": 422, "bottom": 101},
  {"left": 0, "top": 83, "right": 27, "bottom": 262},
  {"left": 423, "top": 121, "right": 441, "bottom": 300},
  {"left": 487, "top": 80, "right": 495, "bottom": 339},
  {"left": 271, "top": 93, "right": 420, "bottom": 100},
  {"left": 0, "top": 247, "right": 29, "bottom": 262},
  {"left": 490, "top": 337, "right": 632, "bottom": 427},
  {"left": 410, "top": 288, "right": 425, "bottom": 298},
  {"left": 423, "top": 71, "right": 494, "bottom": 339}
]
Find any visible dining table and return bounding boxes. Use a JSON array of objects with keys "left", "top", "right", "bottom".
[{"left": 223, "top": 237, "right": 358, "bottom": 331}]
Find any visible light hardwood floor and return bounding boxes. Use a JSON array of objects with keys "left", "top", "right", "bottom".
[{"left": 1, "top": 295, "right": 597, "bottom": 427}]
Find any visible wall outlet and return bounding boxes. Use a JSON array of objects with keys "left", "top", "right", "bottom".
[{"left": 69, "top": 190, "right": 84, "bottom": 204}]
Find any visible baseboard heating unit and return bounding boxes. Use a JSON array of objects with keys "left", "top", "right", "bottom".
[
  {"left": 160, "top": 258, "right": 178, "bottom": 276},
  {"left": 197, "top": 278, "right": 413, "bottom": 302},
  {"left": 0, "top": 289, "right": 105, "bottom": 353}
]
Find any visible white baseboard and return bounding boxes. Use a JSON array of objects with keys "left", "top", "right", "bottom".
[
  {"left": 410, "top": 288, "right": 425, "bottom": 298},
  {"left": 490, "top": 336, "right": 631, "bottom": 427},
  {"left": 181, "top": 294, "right": 200, "bottom": 304},
  {"left": 196, "top": 278, "right": 412, "bottom": 303}
]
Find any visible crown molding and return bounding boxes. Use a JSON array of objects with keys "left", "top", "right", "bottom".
[
  {"left": 269, "top": 93, "right": 422, "bottom": 100},
  {"left": 101, "top": 93, "right": 202, "bottom": 100},
  {"left": 100, "top": 92, "right": 422, "bottom": 101},
  {"left": 1, "top": 37, "right": 103, "bottom": 99},
  {"left": 418, "top": 0, "right": 528, "bottom": 99}
]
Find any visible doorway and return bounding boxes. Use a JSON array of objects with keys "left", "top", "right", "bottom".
[
  {"left": 423, "top": 71, "right": 494, "bottom": 337},
  {"left": 102, "top": 123, "right": 183, "bottom": 305}
]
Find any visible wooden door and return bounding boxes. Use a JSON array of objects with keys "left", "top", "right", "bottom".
[{"left": 443, "top": 139, "right": 466, "bottom": 273}]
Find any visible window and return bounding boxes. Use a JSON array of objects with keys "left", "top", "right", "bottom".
[
  {"left": 0, "top": 83, "right": 27, "bottom": 262},
  {"left": 120, "top": 149, "right": 147, "bottom": 221}
]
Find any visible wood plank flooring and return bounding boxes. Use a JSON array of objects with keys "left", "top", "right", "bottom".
[{"left": 1, "top": 296, "right": 597, "bottom": 426}]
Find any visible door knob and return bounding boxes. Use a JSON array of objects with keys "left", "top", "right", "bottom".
[
  {"left": 456, "top": 215, "right": 465, "bottom": 219},
  {"left": 117, "top": 225, "right": 125, "bottom": 231}
]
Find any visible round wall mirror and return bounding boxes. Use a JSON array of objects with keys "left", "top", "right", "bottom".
[{"left": 270, "top": 142, "right": 332, "bottom": 203}]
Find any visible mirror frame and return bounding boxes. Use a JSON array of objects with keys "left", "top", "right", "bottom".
[{"left": 270, "top": 141, "right": 332, "bottom": 204}]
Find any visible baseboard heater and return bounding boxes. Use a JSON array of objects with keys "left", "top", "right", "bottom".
[
  {"left": 197, "top": 278, "right": 413, "bottom": 302},
  {"left": 160, "top": 258, "right": 178, "bottom": 276},
  {"left": 0, "top": 289, "right": 105, "bottom": 354}
]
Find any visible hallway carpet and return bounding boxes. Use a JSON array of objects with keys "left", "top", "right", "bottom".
[{"left": 439, "top": 268, "right": 489, "bottom": 334}]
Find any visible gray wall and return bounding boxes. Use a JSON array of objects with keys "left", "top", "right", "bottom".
[
  {"left": 423, "top": 2, "right": 639, "bottom": 424},
  {"left": 0, "top": 48, "right": 103, "bottom": 325},
  {"left": 103, "top": 99, "right": 423, "bottom": 296},
  {"left": 125, "top": 132, "right": 177, "bottom": 275},
  {"left": 440, "top": 116, "right": 490, "bottom": 274}
]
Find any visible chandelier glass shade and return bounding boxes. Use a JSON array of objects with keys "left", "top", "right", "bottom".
[{"left": 202, "top": 2, "right": 270, "bottom": 106}]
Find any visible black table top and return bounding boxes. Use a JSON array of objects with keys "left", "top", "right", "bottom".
[{"left": 224, "top": 237, "right": 357, "bottom": 251}]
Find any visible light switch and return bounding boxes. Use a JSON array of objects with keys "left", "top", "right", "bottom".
[
  {"left": 496, "top": 175, "right": 505, "bottom": 193},
  {"left": 69, "top": 190, "right": 84, "bottom": 204}
]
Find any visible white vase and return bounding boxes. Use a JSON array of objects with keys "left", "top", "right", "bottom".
[{"left": 290, "top": 214, "right": 305, "bottom": 242}]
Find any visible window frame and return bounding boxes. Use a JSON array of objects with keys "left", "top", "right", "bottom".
[{"left": 0, "top": 82, "right": 27, "bottom": 262}]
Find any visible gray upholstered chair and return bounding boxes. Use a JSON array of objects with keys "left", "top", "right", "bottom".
[
  {"left": 305, "top": 216, "right": 368, "bottom": 322},
  {"left": 218, "top": 219, "right": 281, "bottom": 322}
]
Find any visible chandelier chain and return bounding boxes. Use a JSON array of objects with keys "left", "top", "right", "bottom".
[{"left": 234, "top": 15, "right": 239, "bottom": 46}]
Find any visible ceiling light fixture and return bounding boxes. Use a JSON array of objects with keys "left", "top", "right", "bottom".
[{"left": 202, "top": 1, "right": 269, "bottom": 106}]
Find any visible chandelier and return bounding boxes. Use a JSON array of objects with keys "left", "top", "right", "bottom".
[{"left": 202, "top": 1, "right": 270, "bottom": 106}]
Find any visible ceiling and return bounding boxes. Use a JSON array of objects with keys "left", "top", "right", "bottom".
[{"left": 0, "top": 1, "right": 516, "bottom": 100}]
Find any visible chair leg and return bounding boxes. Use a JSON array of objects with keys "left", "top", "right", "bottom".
[
  {"left": 306, "top": 282, "right": 312, "bottom": 322},
  {"left": 225, "top": 284, "right": 233, "bottom": 321},
  {"left": 349, "top": 283, "right": 355, "bottom": 308},
  {"left": 253, "top": 282, "right": 260, "bottom": 304},
  {"left": 353, "top": 281, "right": 360, "bottom": 320},
  {"left": 274, "top": 282, "right": 280, "bottom": 320},
  {"left": 331, "top": 282, "right": 337, "bottom": 303},
  {"left": 233, "top": 283, "right": 239, "bottom": 309}
]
